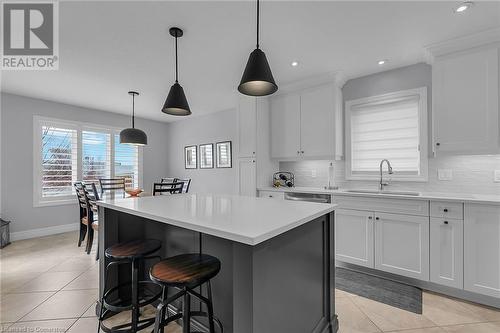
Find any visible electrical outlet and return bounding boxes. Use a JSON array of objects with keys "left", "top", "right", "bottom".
[
  {"left": 311, "top": 169, "right": 317, "bottom": 178},
  {"left": 438, "top": 169, "right": 453, "bottom": 181},
  {"left": 494, "top": 170, "right": 500, "bottom": 183}
]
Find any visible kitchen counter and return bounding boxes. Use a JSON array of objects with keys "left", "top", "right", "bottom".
[
  {"left": 258, "top": 186, "right": 500, "bottom": 204},
  {"left": 97, "top": 193, "right": 336, "bottom": 245},
  {"left": 97, "top": 193, "right": 338, "bottom": 333}
]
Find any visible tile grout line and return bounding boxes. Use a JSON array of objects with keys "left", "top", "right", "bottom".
[{"left": 342, "top": 295, "right": 385, "bottom": 333}]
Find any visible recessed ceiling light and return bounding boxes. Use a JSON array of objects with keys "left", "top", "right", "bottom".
[
  {"left": 377, "top": 59, "right": 387, "bottom": 65},
  {"left": 291, "top": 61, "right": 299, "bottom": 67},
  {"left": 454, "top": 1, "right": 474, "bottom": 13}
]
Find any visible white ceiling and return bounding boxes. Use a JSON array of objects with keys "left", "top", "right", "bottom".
[{"left": 2, "top": 1, "right": 499, "bottom": 122}]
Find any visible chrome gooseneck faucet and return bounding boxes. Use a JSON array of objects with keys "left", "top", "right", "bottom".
[{"left": 379, "top": 159, "right": 393, "bottom": 191}]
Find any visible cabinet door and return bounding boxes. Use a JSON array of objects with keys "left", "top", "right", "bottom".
[
  {"left": 238, "top": 96, "right": 257, "bottom": 158},
  {"left": 335, "top": 209, "right": 374, "bottom": 268},
  {"left": 430, "top": 218, "right": 463, "bottom": 289},
  {"left": 270, "top": 93, "right": 301, "bottom": 159},
  {"left": 375, "top": 213, "right": 429, "bottom": 280},
  {"left": 300, "top": 85, "right": 336, "bottom": 158},
  {"left": 433, "top": 47, "right": 499, "bottom": 154},
  {"left": 464, "top": 204, "right": 500, "bottom": 298},
  {"left": 238, "top": 158, "right": 256, "bottom": 197}
]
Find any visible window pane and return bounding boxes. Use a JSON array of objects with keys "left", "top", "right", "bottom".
[
  {"left": 82, "top": 131, "right": 111, "bottom": 185},
  {"left": 114, "top": 134, "right": 139, "bottom": 188},
  {"left": 41, "top": 126, "right": 77, "bottom": 197}
]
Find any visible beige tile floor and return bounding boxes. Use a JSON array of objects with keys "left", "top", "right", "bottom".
[{"left": 1, "top": 231, "right": 499, "bottom": 333}]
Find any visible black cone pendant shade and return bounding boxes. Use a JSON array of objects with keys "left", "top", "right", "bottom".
[
  {"left": 162, "top": 27, "right": 191, "bottom": 116},
  {"left": 120, "top": 91, "right": 147, "bottom": 146},
  {"left": 238, "top": 0, "right": 277, "bottom": 96}
]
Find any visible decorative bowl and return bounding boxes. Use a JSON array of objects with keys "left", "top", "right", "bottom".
[{"left": 125, "top": 188, "right": 143, "bottom": 197}]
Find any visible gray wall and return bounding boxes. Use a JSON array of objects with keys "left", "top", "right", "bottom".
[
  {"left": 165, "top": 108, "right": 238, "bottom": 195},
  {"left": 281, "top": 63, "right": 500, "bottom": 195},
  {"left": 1, "top": 93, "right": 169, "bottom": 235}
]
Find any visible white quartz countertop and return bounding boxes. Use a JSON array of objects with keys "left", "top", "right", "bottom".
[
  {"left": 97, "top": 193, "right": 336, "bottom": 245},
  {"left": 258, "top": 186, "right": 500, "bottom": 204}
]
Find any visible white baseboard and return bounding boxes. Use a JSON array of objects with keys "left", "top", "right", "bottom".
[{"left": 10, "top": 223, "right": 79, "bottom": 241}]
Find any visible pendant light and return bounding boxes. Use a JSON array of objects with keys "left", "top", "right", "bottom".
[
  {"left": 120, "top": 91, "right": 147, "bottom": 146},
  {"left": 238, "top": 0, "right": 278, "bottom": 96},
  {"left": 162, "top": 27, "right": 191, "bottom": 116}
]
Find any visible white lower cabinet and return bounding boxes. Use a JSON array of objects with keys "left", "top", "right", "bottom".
[
  {"left": 374, "top": 213, "right": 429, "bottom": 281},
  {"left": 464, "top": 204, "right": 500, "bottom": 298},
  {"left": 430, "top": 218, "right": 464, "bottom": 289},
  {"left": 335, "top": 209, "right": 374, "bottom": 268}
]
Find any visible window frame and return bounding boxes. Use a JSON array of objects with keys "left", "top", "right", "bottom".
[
  {"left": 33, "top": 116, "right": 143, "bottom": 207},
  {"left": 345, "top": 87, "right": 428, "bottom": 182}
]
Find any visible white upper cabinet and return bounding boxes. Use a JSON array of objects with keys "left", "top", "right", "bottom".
[
  {"left": 300, "top": 85, "right": 336, "bottom": 158},
  {"left": 238, "top": 96, "right": 257, "bottom": 158},
  {"left": 432, "top": 46, "right": 499, "bottom": 155},
  {"left": 270, "top": 82, "right": 343, "bottom": 160},
  {"left": 270, "top": 93, "right": 301, "bottom": 159}
]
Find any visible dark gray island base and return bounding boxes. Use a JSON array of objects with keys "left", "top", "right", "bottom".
[{"left": 98, "top": 207, "right": 338, "bottom": 333}]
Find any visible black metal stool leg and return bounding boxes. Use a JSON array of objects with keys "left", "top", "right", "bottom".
[
  {"left": 182, "top": 288, "right": 191, "bottom": 333},
  {"left": 131, "top": 259, "right": 139, "bottom": 332},
  {"left": 206, "top": 281, "right": 215, "bottom": 333}
]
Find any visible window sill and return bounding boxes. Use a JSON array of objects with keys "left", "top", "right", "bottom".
[{"left": 34, "top": 199, "right": 76, "bottom": 208}]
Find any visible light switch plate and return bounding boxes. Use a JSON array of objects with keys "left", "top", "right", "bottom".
[
  {"left": 311, "top": 169, "right": 317, "bottom": 178},
  {"left": 494, "top": 170, "right": 500, "bottom": 182},
  {"left": 438, "top": 169, "right": 453, "bottom": 181}
]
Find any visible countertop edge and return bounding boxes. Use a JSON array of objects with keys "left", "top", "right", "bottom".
[
  {"left": 97, "top": 200, "right": 336, "bottom": 246},
  {"left": 258, "top": 187, "right": 500, "bottom": 205}
]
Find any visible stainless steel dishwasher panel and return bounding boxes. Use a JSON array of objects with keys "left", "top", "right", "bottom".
[{"left": 284, "top": 192, "right": 331, "bottom": 204}]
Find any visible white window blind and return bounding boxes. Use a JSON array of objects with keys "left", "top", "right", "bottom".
[
  {"left": 114, "top": 134, "right": 139, "bottom": 188},
  {"left": 345, "top": 87, "right": 428, "bottom": 181},
  {"left": 350, "top": 97, "right": 420, "bottom": 174},
  {"left": 82, "top": 131, "right": 111, "bottom": 185},
  {"left": 41, "top": 125, "right": 78, "bottom": 198}
]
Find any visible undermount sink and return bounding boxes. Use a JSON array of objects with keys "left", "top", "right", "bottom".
[{"left": 345, "top": 189, "right": 421, "bottom": 196}]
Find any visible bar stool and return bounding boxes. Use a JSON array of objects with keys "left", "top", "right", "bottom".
[
  {"left": 149, "top": 253, "right": 222, "bottom": 333},
  {"left": 98, "top": 239, "right": 163, "bottom": 333}
]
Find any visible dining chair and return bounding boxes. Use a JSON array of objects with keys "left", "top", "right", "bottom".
[
  {"left": 174, "top": 178, "right": 191, "bottom": 193},
  {"left": 152, "top": 182, "right": 184, "bottom": 196},
  {"left": 83, "top": 182, "right": 100, "bottom": 259},
  {"left": 74, "top": 182, "right": 88, "bottom": 247},
  {"left": 99, "top": 178, "right": 126, "bottom": 197}
]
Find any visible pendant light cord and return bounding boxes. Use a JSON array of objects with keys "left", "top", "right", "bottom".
[
  {"left": 132, "top": 93, "right": 135, "bottom": 128},
  {"left": 256, "top": 0, "right": 260, "bottom": 49},
  {"left": 175, "top": 33, "right": 179, "bottom": 83}
]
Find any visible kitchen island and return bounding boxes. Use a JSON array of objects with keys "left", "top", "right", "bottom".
[{"left": 97, "top": 193, "right": 338, "bottom": 333}]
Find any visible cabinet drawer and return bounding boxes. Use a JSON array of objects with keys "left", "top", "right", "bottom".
[
  {"left": 333, "top": 196, "right": 429, "bottom": 216},
  {"left": 258, "top": 191, "right": 284, "bottom": 200},
  {"left": 430, "top": 201, "right": 463, "bottom": 219}
]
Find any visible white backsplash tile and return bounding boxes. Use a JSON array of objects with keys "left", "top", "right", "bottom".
[{"left": 279, "top": 155, "right": 500, "bottom": 195}]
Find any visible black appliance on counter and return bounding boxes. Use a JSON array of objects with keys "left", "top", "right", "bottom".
[{"left": 273, "top": 172, "right": 295, "bottom": 187}]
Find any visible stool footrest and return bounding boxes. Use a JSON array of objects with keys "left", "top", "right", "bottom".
[
  {"left": 100, "top": 317, "right": 156, "bottom": 333},
  {"left": 103, "top": 280, "right": 161, "bottom": 312}
]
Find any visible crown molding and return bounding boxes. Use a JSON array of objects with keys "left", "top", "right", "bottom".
[
  {"left": 274, "top": 71, "right": 341, "bottom": 95},
  {"left": 424, "top": 27, "right": 500, "bottom": 64}
]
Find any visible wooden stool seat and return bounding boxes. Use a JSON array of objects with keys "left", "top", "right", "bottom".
[
  {"left": 150, "top": 253, "right": 221, "bottom": 288},
  {"left": 105, "top": 239, "right": 161, "bottom": 260}
]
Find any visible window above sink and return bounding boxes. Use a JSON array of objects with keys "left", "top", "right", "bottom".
[{"left": 345, "top": 87, "right": 429, "bottom": 182}]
